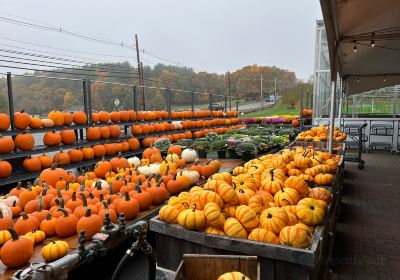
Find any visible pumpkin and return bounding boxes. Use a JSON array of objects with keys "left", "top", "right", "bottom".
[
  {"left": 232, "top": 174, "right": 257, "bottom": 192},
  {"left": 40, "top": 118, "right": 54, "bottom": 128},
  {"left": 29, "top": 115, "right": 42, "bottom": 129},
  {"left": 248, "top": 228, "right": 279, "bottom": 244},
  {"left": 40, "top": 213, "right": 57, "bottom": 236},
  {"left": 177, "top": 206, "right": 206, "bottom": 231},
  {"left": 61, "top": 112, "right": 73, "bottom": 125},
  {"left": 199, "top": 190, "right": 224, "bottom": 209},
  {"left": 0, "top": 161, "right": 12, "bottom": 178},
  {"left": 24, "top": 230, "right": 46, "bottom": 244},
  {"left": 0, "top": 195, "right": 19, "bottom": 208},
  {"left": 14, "top": 212, "right": 39, "bottom": 235},
  {"left": 43, "top": 130, "right": 61, "bottom": 147},
  {"left": 259, "top": 207, "right": 289, "bottom": 234},
  {"left": 214, "top": 183, "right": 238, "bottom": 205},
  {"left": 0, "top": 228, "right": 33, "bottom": 268},
  {"left": 39, "top": 164, "right": 68, "bottom": 187},
  {"left": 116, "top": 192, "right": 139, "bottom": 220},
  {"left": 314, "top": 173, "right": 334, "bottom": 185},
  {"left": 0, "top": 209, "right": 13, "bottom": 230},
  {"left": 274, "top": 187, "right": 300, "bottom": 206},
  {"left": 81, "top": 147, "right": 95, "bottom": 160},
  {"left": 235, "top": 188, "right": 254, "bottom": 205},
  {"left": 0, "top": 136, "right": 15, "bottom": 154},
  {"left": 0, "top": 230, "right": 12, "bottom": 246},
  {"left": 217, "top": 272, "right": 250, "bottom": 280},
  {"left": 308, "top": 187, "right": 332, "bottom": 205},
  {"left": 67, "top": 149, "right": 83, "bottom": 163},
  {"left": 94, "top": 158, "right": 112, "bottom": 178},
  {"left": 54, "top": 209, "right": 78, "bottom": 237},
  {"left": 31, "top": 196, "right": 49, "bottom": 223},
  {"left": 296, "top": 198, "right": 326, "bottom": 226},
  {"left": 204, "top": 227, "right": 225, "bottom": 236},
  {"left": 73, "top": 111, "right": 87, "bottom": 125},
  {"left": 284, "top": 176, "right": 309, "bottom": 196},
  {"left": 41, "top": 240, "right": 69, "bottom": 261},
  {"left": 168, "top": 145, "right": 182, "bottom": 157},
  {"left": 86, "top": 127, "right": 101, "bottom": 141},
  {"left": 48, "top": 110, "right": 64, "bottom": 126},
  {"left": 60, "top": 130, "right": 77, "bottom": 145},
  {"left": 18, "top": 187, "right": 38, "bottom": 208},
  {"left": 279, "top": 225, "right": 311, "bottom": 248},
  {"left": 14, "top": 110, "right": 31, "bottom": 130},
  {"left": 99, "top": 126, "right": 111, "bottom": 139},
  {"left": 235, "top": 205, "right": 259, "bottom": 231},
  {"left": 248, "top": 194, "right": 270, "bottom": 213},
  {"left": 128, "top": 138, "right": 140, "bottom": 150},
  {"left": 130, "top": 184, "right": 152, "bottom": 211},
  {"left": 146, "top": 180, "right": 169, "bottom": 205},
  {"left": 53, "top": 149, "right": 70, "bottom": 166},
  {"left": 15, "top": 132, "right": 35, "bottom": 151},
  {"left": 204, "top": 202, "right": 225, "bottom": 229},
  {"left": 110, "top": 153, "right": 129, "bottom": 172},
  {"left": 127, "top": 156, "right": 141, "bottom": 167},
  {"left": 223, "top": 217, "right": 247, "bottom": 239},
  {"left": 76, "top": 208, "right": 102, "bottom": 240},
  {"left": 38, "top": 154, "right": 53, "bottom": 169},
  {"left": 98, "top": 202, "right": 118, "bottom": 224},
  {"left": 0, "top": 113, "right": 11, "bottom": 131},
  {"left": 109, "top": 125, "right": 121, "bottom": 138},
  {"left": 159, "top": 205, "right": 180, "bottom": 224},
  {"left": 92, "top": 145, "right": 106, "bottom": 158}
]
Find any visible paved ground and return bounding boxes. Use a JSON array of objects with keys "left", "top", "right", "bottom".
[{"left": 332, "top": 150, "right": 400, "bottom": 279}]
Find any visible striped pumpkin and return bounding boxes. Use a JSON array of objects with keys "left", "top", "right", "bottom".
[
  {"left": 259, "top": 207, "right": 289, "bottom": 234},
  {"left": 177, "top": 208, "right": 206, "bottom": 231},
  {"left": 298, "top": 174, "right": 314, "bottom": 183},
  {"left": 295, "top": 223, "right": 313, "bottom": 235},
  {"left": 287, "top": 212, "right": 298, "bottom": 226},
  {"left": 296, "top": 198, "right": 326, "bottom": 226},
  {"left": 261, "top": 178, "right": 284, "bottom": 194},
  {"left": 204, "top": 227, "right": 225, "bottom": 236},
  {"left": 223, "top": 218, "right": 247, "bottom": 239},
  {"left": 274, "top": 187, "right": 300, "bottom": 206},
  {"left": 282, "top": 205, "right": 297, "bottom": 215},
  {"left": 248, "top": 194, "right": 270, "bottom": 213},
  {"left": 314, "top": 173, "right": 334, "bottom": 186},
  {"left": 232, "top": 174, "right": 257, "bottom": 191},
  {"left": 288, "top": 169, "right": 303, "bottom": 176},
  {"left": 232, "top": 166, "right": 246, "bottom": 176},
  {"left": 308, "top": 187, "right": 332, "bottom": 205},
  {"left": 294, "top": 156, "right": 313, "bottom": 169},
  {"left": 159, "top": 205, "right": 179, "bottom": 224},
  {"left": 284, "top": 176, "right": 310, "bottom": 196},
  {"left": 203, "top": 179, "right": 228, "bottom": 192},
  {"left": 279, "top": 225, "right": 311, "bottom": 248},
  {"left": 216, "top": 183, "right": 239, "bottom": 205},
  {"left": 210, "top": 172, "right": 232, "bottom": 185},
  {"left": 167, "top": 196, "right": 188, "bottom": 212},
  {"left": 235, "top": 205, "right": 259, "bottom": 231},
  {"left": 248, "top": 228, "right": 279, "bottom": 244},
  {"left": 198, "top": 190, "right": 224, "bottom": 209},
  {"left": 261, "top": 168, "right": 286, "bottom": 182},
  {"left": 217, "top": 271, "right": 250, "bottom": 280},
  {"left": 204, "top": 202, "right": 225, "bottom": 229},
  {"left": 236, "top": 188, "right": 255, "bottom": 205}
]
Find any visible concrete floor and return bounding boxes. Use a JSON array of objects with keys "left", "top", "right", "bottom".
[{"left": 332, "top": 151, "right": 400, "bottom": 279}]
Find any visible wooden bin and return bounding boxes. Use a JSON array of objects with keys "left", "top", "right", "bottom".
[{"left": 174, "top": 254, "right": 260, "bottom": 280}]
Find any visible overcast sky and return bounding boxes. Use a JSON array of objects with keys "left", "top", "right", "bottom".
[{"left": 0, "top": 0, "right": 322, "bottom": 80}]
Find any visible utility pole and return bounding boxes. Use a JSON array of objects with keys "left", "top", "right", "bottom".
[
  {"left": 140, "top": 62, "right": 145, "bottom": 110},
  {"left": 260, "top": 73, "right": 264, "bottom": 109},
  {"left": 228, "top": 71, "right": 231, "bottom": 110},
  {"left": 135, "top": 34, "right": 145, "bottom": 110},
  {"left": 274, "top": 77, "right": 277, "bottom": 103}
]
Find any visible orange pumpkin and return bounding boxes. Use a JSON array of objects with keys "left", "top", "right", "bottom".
[
  {"left": 15, "top": 132, "right": 35, "bottom": 151},
  {"left": 53, "top": 149, "right": 70, "bottom": 166},
  {"left": 0, "top": 113, "right": 11, "bottom": 131},
  {"left": 63, "top": 112, "right": 74, "bottom": 125},
  {"left": 73, "top": 111, "right": 87, "bottom": 125},
  {"left": 60, "top": 130, "right": 77, "bottom": 145},
  {"left": 43, "top": 131, "right": 61, "bottom": 147},
  {"left": 48, "top": 110, "right": 64, "bottom": 126},
  {"left": 0, "top": 136, "right": 15, "bottom": 154},
  {"left": 14, "top": 110, "right": 31, "bottom": 130}
]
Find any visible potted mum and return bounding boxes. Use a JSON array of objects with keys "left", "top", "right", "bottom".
[
  {"left": 192, "top": 140, "right": 210, "bottom": 158},
  {"left": 211, "top": 139, "right": 228, "bottom": 159},
  {"left": 227, "top": 138, "right": 241, "bottom": 159},
  {"left": 235, "top": 141, "right": 258, "bottom": 162},
  {"left": 153, "top": 138, "right": 171, "bottom": 157}
]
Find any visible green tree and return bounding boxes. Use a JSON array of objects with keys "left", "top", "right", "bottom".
[{"left": 281, "top": 83, "right": 313, "bottom": 108}]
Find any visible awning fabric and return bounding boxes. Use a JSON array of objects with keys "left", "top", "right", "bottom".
[{"left": 320, "top": 0, "right": 400, "bottom": 95}]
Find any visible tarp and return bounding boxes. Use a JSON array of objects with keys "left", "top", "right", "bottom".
[{"left": 320, "top": 0, "right": 400, "bottom": 95}]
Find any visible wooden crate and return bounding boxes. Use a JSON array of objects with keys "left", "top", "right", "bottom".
[
  {"left": 174, "top": 254, "right": 260, "bottom": 280},
  {"left": 150, "top": 215, "right": 331, "bottom": 280}
]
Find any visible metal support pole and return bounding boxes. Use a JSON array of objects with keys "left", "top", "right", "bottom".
[
  {"left": 228, "top": 71, "right": 231, "bottom": 110},
  {"left": 236, "top": 94, "right": 239, "bottom": 112},
  {"left": 260, "top": 73, "right": 264, "bottom": 109},
  {"left": 352, "top": 95, "right": 356, "bottom": 118},
  {"left": 328, "top": 80, "right": 337, "bottom": 153},
  {"left": 224, "top": 96, "right": 227, "bottom": 113},
  {"left": 338, "top": 79, "right": 343, "bottom": 128},
  {"left": 209, "top": 93, "right": 213, "bottom": 115},
  {"left": 6, "top": 72, "right": 15, "bottom": 130},
  {"left": 86, "top": 80, "right": 93, "bottom": 125},
  {"left": 394, "top": 85, "right": 398, "bottom": 117},
  {"left": 166, "top": 89, "right": 172, "bottom": 123},
  {"left": 83, "top": 80, "right": 88, "bottom": 117},
  {"left": 300, "top": 88, "right": 304, "bottom": 131},
  {"left": 191, "top": 92, "right": 195, "bottom": 113},
  {"left": 133, "top": 86, "right": 138, "bottom": 111}
]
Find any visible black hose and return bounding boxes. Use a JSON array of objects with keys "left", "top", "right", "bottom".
[
  {"left": 147, "top": 250, "right": 157, "bottom": 280},
  {"left": 110, "top": 254, "right": 130, "bottom": 280}
]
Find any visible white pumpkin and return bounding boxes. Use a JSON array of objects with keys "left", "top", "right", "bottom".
[
  {"left": 181, "top": 149, "right": 197, "bottom": 163},
  {"left": 180, "top": 170, "right": 200, "bottom": 185},
  {"left": 0, "top": 203, "right": 12, "bottom": 218},
  {"left": 91, "top": 180, "right": 110, "bottom": 191},
  {"left": 0, "top": 194, "right": 19, "bottom": 207},
  {"left": 138, "top": 163, "right": 160, "bottom": 177},
  {"left": 175, "top": 123, "right": 183, "bottom": 129},
  {"left": 127, "top": 156, "right": 141, "bottom": 167}
]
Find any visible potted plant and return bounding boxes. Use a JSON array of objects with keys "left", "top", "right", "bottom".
[
  {"left": 205, "top": 132, "right": 219, "bottom": 142},
  {"left": 176, "top": 139, "right": 193, "bottom": 149},
  {"left": 211, "top": 140, "right": 228, "bottom": 159},
  {"left": 153, "top": 138, "right": 171, "bottom": 157},
  {"left": 227, "top": 138, "right": 241, "bottom": 159},
  {"left": 192, "top": 140, "right": 210, "bottom": 158},
  {"left": 235, "top": 141, "right": 258, "bottom": 162}
]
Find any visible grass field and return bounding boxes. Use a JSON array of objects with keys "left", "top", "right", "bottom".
[{"left": 242, "top": 103, "right": 299, "bottom": 117}]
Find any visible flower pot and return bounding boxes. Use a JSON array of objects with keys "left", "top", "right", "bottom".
[
  {"left": 217, "top": 151, "right": 226, "bottom": 159},
  {"left": 198, "top": 151, "right": 207, "bottom": 158},
  {"left": 228, "top": 150, "right": 240, "bottom": 159},
  {"left": 241, "top": 152, "right": 254, "bottom": 162}
]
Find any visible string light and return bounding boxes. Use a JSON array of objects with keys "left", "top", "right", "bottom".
[
  {"left": 357, "top": 76, "right": 360, "bottom": 83},
  {"left": 371, "top": 33, "right": 375, "bottom": 48},
  {"left": 383, "top": 75, "right": 386, "bottom": 82},
  {"left": 353, "top": 41, "right": 357, "bottom": 52}
]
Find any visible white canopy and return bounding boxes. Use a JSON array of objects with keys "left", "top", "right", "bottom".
[{"left": 320, "top": 0, "right": 400, "bottom": 95}]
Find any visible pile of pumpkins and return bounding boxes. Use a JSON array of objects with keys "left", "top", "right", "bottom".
[
  {"left": 159, "top": 146, "right": 338, "bottom": 249},
  {"left": 295, "top": 125, "right": 347, "bottom": 142},
  {"left": 0, "top": 145, "right": 221, "bottom": 268}
]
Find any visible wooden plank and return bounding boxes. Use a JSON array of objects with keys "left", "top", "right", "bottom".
[
  {"left": 150, "top": 216, "right": 322, "bottom": 267},
  {"left": 175, "top": 254, "right": 260, "bottom": 280},
  {"left": 0, "top": 158, "right": 244, "bottom": 279}
]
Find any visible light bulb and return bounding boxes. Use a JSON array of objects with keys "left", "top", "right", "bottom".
[{"left": 353, "top": 41, "right": 357, "bottom": 52}]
